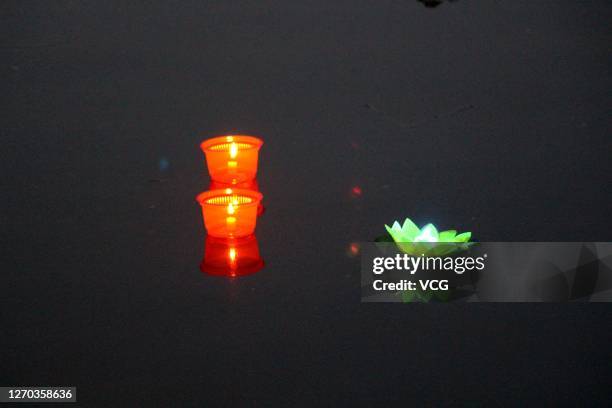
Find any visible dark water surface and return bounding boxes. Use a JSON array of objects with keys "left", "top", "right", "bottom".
[{"left": 2, "top": 1, "right": 612, "bottom": 405}]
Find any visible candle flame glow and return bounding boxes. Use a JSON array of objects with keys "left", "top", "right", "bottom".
[{"left": 229, "top": 142, "right": 238, "bottom": 159}]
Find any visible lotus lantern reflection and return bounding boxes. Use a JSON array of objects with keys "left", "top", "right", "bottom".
[{"left": 384, "top": 218, "right": 472, "bottom": 256}]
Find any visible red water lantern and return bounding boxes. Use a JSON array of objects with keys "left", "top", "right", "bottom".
[
  {"left": 197, "top": 188, "right": 263, "bottom": 238},
  {"left": 201, "top": 135, "right": 263, "bottom": 184}
]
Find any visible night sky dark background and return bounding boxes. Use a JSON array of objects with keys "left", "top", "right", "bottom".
[{"left": 2, "top": 1, "right": 611, "bottom": 406}]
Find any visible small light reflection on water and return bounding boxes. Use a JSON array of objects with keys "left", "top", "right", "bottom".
[
  {"left": 347, "top": 242, "right": 361, "bottom": 257},
  {"left": 200, "top": 234, "right": 264, "bottom": 278},
  {"left": 351, "top": 185, "right": 363, "bottom": 198}
]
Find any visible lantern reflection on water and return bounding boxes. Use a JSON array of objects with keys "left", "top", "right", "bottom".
[{"left": 200, "top": 234, "right": 264, "bottom": 277}]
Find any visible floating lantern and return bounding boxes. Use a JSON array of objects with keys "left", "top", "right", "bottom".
[
  {"left": 384, "top": 217, "right": 472, "bottom": 256},
  {"left": 200, "top": 135, "right": 263, "bottom": 184},
  {"left": 200, "top": 234, "right": 264, "bottom": 277},
  {"left": 197, "top": 188, "right": 263, "bottom": 238}
]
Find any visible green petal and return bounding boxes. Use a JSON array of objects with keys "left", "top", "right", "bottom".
[
  {"left": 429, "top": 224, "right": 439, "bottom": 239},
  {"left": 454, "top": 232, "right": 472, "bottom": 242},
  {"left": 401, "top": 218, "right": 420, "bottom": 240},
  {"left": 385, "top": 224, "right": 399, "bottom": 241},
  {"left": 386, "top": 224, "right": 407, "bottom": 243},
  {"left": 439, "top": 230, "right": 457, "bottom": 242}
]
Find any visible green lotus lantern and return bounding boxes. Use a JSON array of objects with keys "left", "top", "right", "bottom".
[{"left": 383, "top": 217, "right": 472, "bottom": 257}]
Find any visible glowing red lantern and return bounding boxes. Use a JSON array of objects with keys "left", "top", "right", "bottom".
[
  {"left": 197, "top": 188, "right": 263, "bottom": 238},
  {"left": 201, "top": 135, "right": 263, "bottom": 184}
]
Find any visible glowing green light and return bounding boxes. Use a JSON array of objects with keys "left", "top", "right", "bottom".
[
  {"left": 384, "top": 217, "right": 472, "bottom": 256},
  {"left": 414, "top": 223, "right": 438, "bottom": 242}
]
